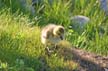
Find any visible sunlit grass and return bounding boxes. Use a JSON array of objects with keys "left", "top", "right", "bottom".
[{"left": 0, "top": 9, "right": 77, "bottom": 71}]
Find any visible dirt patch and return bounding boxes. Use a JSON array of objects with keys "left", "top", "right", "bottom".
[{"left": 58, "top": 47, "right": 108, "bottom": 71}]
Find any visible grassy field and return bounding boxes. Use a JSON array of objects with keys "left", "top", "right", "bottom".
[{"left": 0, "top": 0, "right": 108, "bottom": 71}]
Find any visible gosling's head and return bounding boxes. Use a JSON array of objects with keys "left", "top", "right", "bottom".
[{"left": 53, "top": 25, "right": 65, "bottom": 40}]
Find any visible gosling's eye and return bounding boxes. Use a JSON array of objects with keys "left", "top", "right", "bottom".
[
  {"left": 59, "top": 28, "right": 64, "bottom": 33},
  {"left": 58, "top": 32, "right": 61, "bottom": 35}
]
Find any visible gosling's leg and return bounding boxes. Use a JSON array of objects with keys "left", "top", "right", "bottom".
[
  {"left": 46, "top": 47, "right": 54, "bottom": 53},
  {"left": 45, "top": 46, "right": 54, "bottom": 56},
  {"left": 54, "top": 44, "right": 59, "bottom": 50}
]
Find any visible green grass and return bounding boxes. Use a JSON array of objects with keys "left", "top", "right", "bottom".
[
  {"left": 66, "top": 0, "right": 108, "bottom": 56},
  {"left": 0, "top": 0, "right": 108, "bottom": 71},
  {"left": 0, "top": 9, "right": 77, "bottom": 71}
]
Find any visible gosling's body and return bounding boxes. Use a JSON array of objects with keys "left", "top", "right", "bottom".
[
  {"left": 41, "top": 24, "right": 65, "bottom": 52},
  {"left": 41, "top": 24, "right": 62, "bottom": 45}
]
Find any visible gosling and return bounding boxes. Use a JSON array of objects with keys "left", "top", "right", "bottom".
[{"left": 41, "top": 24, "right": 65, "bottom": 53}]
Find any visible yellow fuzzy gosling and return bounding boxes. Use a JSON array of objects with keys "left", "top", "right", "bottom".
[{"left": 41, "top": 24, "right": 65, "bottom": 53}]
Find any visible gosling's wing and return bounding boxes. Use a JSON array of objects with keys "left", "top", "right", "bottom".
[{"left": 41, "top": 29, "right": 49, "bottom": 39}]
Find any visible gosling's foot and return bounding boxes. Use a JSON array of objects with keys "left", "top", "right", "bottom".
[{"left": 45, "top": 47, "right": 54, "bottom": 56}]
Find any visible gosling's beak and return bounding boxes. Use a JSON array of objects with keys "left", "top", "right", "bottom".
[{"left": 60, "top": 36, "right": 63, "bottom": 40}]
